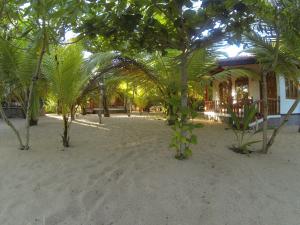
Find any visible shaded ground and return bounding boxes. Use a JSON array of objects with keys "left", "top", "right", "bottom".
[{"left": 0, "top": 114, "right": 299, "bottom": 225}]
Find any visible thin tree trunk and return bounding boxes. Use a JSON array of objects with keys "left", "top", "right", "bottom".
[
  {"left": 167, "top": 102, "right": 176, "bottom": 125},
  {"left": 128, "top": 99, "right": 131, "bottom": 117},
  {"left": 70, "top": 104, "right": 76, "bottom": 121},
  {"left": 102, "top": 77, "right": 110, "bottom": 117},
  {"left": 261, "top": 71, "right": 269, "bottom": 153},
  {"left": 57, "top": 100, "right": 62, "bottom": 114},
  {"left": 124, "top": 95, "right": 127, "bottom": 113},
  {"left": 103, "top": 89, "right": 110, "bottom": 117},
  {"left": 62, "top": 115, "right": 70, "bottom": 147},
  {"left": 267, "top": 90, "right": 300, "bottom": 150},
  {"left": 0, "top": 103, "right": 25, "bottom": 149},
  {"left": 261, "top": 27, "right": 280, "bottom": 153},
  {"left": 132, "top": 85, "right": 135, "bottom": 112},
  {"left": 125, "top": 82, "right": 131, "bottom": 117},
  {"left": 30, "top": 118, "right": 38, "bottom": 126},
  {"left": 24, "top": 33, "right": 46, "bottom": 150},
  {"left": 98, "top": 82, "right": 102, "bottom": 124},
  {"left": 178, "top": 54, "right": 188, "bottom": 158}
]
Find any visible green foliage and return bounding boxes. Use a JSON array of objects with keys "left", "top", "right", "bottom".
[
  {"left": 169, "top": 99, "right": 203, "bottom": 159},
  {"left": 44, "top": 94, "right": 57, "bottom": 113},
  {"left": 30, "top": 87, "right": 40, "bottom": 122},
  {"left": 79, "top": 0, "right": 252, "bottom": 53},
  {"left": 44, "top": 44, "right": 87, "bottom": 115},
  {"left": 228, "top": 104, "right": 261, "bottom": 154},
  {"left": 43, "top": 44, "right": 87, "bottom": 147},
  {"left": 0, "top": 39, "right": 46, "bottom": 120}
]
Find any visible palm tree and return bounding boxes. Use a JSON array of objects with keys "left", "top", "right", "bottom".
[
  {"left": 43, "top": 45, "right": 88, "bottom": 147},
  {"left": 213, "top": 32, "right": 300, "bottom": 153},
  {"left": 0, "top": 39, "right": 47, "bottom": 149},
  {"left": 246, "top": 32, "right": 300, "bottom": 152},
  {"left": 115, "top": 50, "right": 215, "bottom": 124},
  {"left": 244, "top": 0, "right": 300, "bottom": 153}
]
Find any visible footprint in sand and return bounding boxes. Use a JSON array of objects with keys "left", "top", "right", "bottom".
[{"left": 107, "top": 168, "right": 124, "bottom": 182}]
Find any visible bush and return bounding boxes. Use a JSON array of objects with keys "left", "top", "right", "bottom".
[{"left": 228, "top": 104, "right": 261, "bottom": 154}]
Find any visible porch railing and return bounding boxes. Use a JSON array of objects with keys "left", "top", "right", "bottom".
[
  {"left": 204, "top": 98, "right": 280, "bottom": 117},
  {"left": 255, "top": 98, "right": 280, "bottom": 116},
  {"left": 0, "top": 106, "right": 25, "bottom": 118}
]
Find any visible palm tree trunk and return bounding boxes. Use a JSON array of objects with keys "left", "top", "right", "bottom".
[
  {"left": 57, "top": 100, "right": 62, "bottom": 114},
  {"left": 24, "top": 34, "right": 46, "bottom": 150},
  {"left": 178, "top": 54, "right": 188, "bottom": 158},
  {"left": 70, "top": 104, "right": 76, "bottom": 121},
  {"left": 132, "top": 85, "right": 136, "bottom": 112},
  {"left": 0, "top": 103, "right": 25, "bottom": 149},
  {"left": 127, "top": 98, "right": 131, "bottom": 117},
  {"left": 167, "top": 102, "right": 176, "bottom": 125},
  {"left": 103, "top": 88, "right": 110, "bottom": 117},
  {"left": 261, "top": 71, "right": 269, "bottom": 153},
  {"left": 124, "top": 95, "right": 127, "bottom": 113},
  {"left": 62, "top": 115, "right": 70, "bottom": 147},
  {"left": 261, "top": 30, "right": 280, "bottom": 153},
  {"left": 98, "top": 83, "right": 102, "bottom": 124},
  {"left": 267, "top": 90, "right": 300, "bottom": 150},
  {"left": 101, "top": 76, "right": 110, "bottom": 117},
  {"left": 30, "top": 118, "right": 38, "bottom": 126}
]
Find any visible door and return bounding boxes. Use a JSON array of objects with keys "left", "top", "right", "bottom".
[
  {"left": 266, "top": 73, "right": 277, "bottom": 99},
  {"left": 260, "top": 72, "right": 278, "bottom": 114},
  {"left": 219, "top": 80, "right": 232, "bottom": 104}
]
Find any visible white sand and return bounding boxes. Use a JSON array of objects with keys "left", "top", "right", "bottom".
[{"left": 0, "top": 114, "right": 300, "bottom": 225}]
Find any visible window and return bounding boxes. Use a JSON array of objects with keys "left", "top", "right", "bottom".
[
  {"left": 235, "top": 77, "right": 249, "bottom": 101},
  {"left": 285, "top": 78, "right": 298, "bottom": 99}
]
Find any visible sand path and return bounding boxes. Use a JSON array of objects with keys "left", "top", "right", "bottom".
[{"left": 0, "top": 114, "right": 299, "bottom": 225}]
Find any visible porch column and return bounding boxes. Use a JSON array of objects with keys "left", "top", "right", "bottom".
[{"left": 205, "top": 85, "right": 208, "bottom": 101}]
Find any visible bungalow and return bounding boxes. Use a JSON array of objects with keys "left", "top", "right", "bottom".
[{"left": 204, "top": 56, "right": 300, "bottom": 126}]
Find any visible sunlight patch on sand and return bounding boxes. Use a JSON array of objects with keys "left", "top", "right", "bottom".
[{"left": 46, "top": 114, "right": 110, "bottom": 130}]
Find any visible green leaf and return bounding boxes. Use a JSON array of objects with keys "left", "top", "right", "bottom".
[{"left": 190, "top": 135, "right": 197, "bottom": 144}]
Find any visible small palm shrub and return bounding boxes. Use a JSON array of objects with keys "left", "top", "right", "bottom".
[
  {"left": 228, "top": 104, "right": 261, "bottom": 154},
  {"left": 44, "top": 45, "right": 87, "bottom": 147}
]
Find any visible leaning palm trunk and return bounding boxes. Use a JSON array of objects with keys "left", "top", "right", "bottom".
[
  {"left": 62, "top": 115, "right": 70, "bottom": 147},
  {"left": 267, "top": 89, "right": 300, "bottom": 150},
  {"left": 24, "top": 35, "right": 46, "bottom": 150},
  {"left": 260, "top": 31, "right": 280, "bottom": 153},
  {"left": 0, "top": 103, "right": 25, "bottom": 149}
]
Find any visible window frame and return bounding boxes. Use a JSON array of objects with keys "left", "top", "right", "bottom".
[
  {"left": 235, "top": 77, "right": 249, "bottom": 101},
  {"left": 285, "top": 78, "right": 298, "bottom": 99}
]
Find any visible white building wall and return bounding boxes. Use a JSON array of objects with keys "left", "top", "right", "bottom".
[{"left": 278, "top": 76, "right": 300, "bottom": 114}]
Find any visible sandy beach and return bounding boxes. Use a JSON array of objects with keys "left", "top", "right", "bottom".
[{"left": 0, "top": 114, "right": 299, "bottom": 225}]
